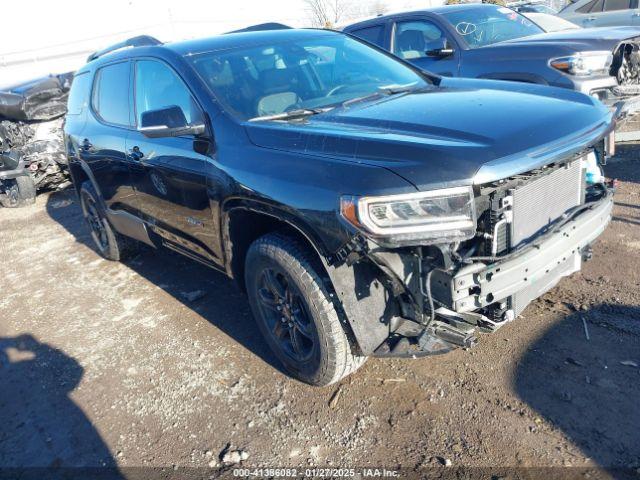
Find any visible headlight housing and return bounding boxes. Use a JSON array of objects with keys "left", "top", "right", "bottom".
[
  {"left": 340, "top": 186, "right": 476, "bottom": 246},
  {"left": 550, "top": 51, "right": 613, "bottom": 76}
]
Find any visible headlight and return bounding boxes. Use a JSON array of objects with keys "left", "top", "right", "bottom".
[
  {"left": 550, "top": 51, "right": 613, "bottom": 76},
  {"left": 340, "top": 186, "right": 476, "bottom": 245}
]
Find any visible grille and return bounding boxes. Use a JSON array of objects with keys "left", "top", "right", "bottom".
[{"left": 510, "top": 159, "right": 583, "bottom": 247}]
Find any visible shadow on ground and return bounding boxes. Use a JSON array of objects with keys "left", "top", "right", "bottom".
[
  {"left": 607, "top": 155, "right": 640, "bottom": 227},
  {"left": 0, "top": 334, "right": 122, "bottom": 477},
  {"left": 608, "top": 147, "right": 640, "bottom": 184},
  {"left": 45, "top": 190, "right": 285, "bottom": 377},
  {"left": 514, "top": 304, "right": 640, "bottom": 475}
]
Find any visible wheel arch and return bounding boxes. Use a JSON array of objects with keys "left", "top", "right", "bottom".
[
  {"left": 223, "top": 202, "right": 332, "bottom": 288},
  {"left": 69, "top": 161, "right": 103, "bottom": 205}
]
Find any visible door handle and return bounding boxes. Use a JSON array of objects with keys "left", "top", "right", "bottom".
[
  {"left": 585, "top": 16, "right": 596, "bottom": 20},
  {"left": 129, "top": 146, "right": 144, "bottom": 161},
  {"left": 633, "top": 12, "right": 640, "bottom": 16}
]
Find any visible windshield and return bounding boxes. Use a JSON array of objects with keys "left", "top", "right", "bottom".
[
  {"left": 441, "top": 5, "right": 544, "bottom": 48},
  {"left": 187, "top": 33, "right": 429, "bottom": 121}
]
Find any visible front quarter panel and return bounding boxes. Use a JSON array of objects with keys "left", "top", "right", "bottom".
[
  {"left": 217, "top": 134, "right": 418, "bottom": 257},
  {"left": 460, "top": 45, "right": 567, "bottom": 86}
]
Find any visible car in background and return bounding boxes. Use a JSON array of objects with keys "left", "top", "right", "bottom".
[
  {"left": 343, "top": 4, "right": 640, "bottom": 117},
  {"left": 507, "top": 0, "right": 559, "bottom": 14},
  {"left": 559, "top": 0, "right": 640, "bottom": 28},
  {"left": 523, "top": 11, "right": 582, "bottom": 30}
]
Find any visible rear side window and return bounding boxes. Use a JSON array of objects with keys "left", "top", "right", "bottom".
[
  {"left": 91, "top": 62, "right": 131, "bottom": 126},
  {"left": 604, "top": 0, "right": 631, "bottom": 10},
  {"left": 349, "top": 25, "right": 386, "bottom": 47},
  {"left": 66, "top": 72, "right": 91, "bottom": 115}
]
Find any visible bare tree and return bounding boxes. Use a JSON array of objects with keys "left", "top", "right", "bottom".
[
  {"left": 363, "top": 0, "right": 388, "bottom": 16},
  {"left": 303, "top": 0, "right": 356, "bottom": 28}
]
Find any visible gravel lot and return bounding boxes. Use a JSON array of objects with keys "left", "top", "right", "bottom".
[{"left": 1, "top": 144, "right": 639, "bottom": 479}]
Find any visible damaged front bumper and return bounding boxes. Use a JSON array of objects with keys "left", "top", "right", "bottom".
[
  {"left": 368, "top": 190, "right": 613, "bottom": 357},
  {"left": 577, "top": 75, "right": 640, "bottom": 138},
  {"left": 440, "top": 191, "right": 613, "bottom": 319}
]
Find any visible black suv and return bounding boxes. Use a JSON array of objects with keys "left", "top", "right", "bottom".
[{"left": 65, "top": 27, "right": 614, "bottom": 386}]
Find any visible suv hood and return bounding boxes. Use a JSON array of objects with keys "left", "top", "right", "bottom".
[
  {"left": 244, "top": 77, "right": 613, "bottom": 191},
  {"left": 497, "top": 26, "right": 640, "bottom": 52}
]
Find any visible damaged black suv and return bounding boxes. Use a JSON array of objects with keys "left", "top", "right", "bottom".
[{"left": 65, "top": 27, "right": 615, "bottom": 386}]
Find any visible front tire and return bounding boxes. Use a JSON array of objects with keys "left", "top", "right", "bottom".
[
  {"left": 79, "top": 181, "right": 138, "bottom": 261},
  {"left": 245, "top": 233, "right": 366, "bottom": 386}
]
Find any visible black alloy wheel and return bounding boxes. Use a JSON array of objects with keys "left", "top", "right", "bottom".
[{"left": 257, "top": 267, "right": 315, "bottom": 362}]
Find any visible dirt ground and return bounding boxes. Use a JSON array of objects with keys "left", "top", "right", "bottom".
[{"left": 1, "top": 145, "right": 639, "bottom": 479}]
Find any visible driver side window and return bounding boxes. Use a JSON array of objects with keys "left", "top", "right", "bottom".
[
  {"left": 393, "top": 20, "right": 448, "bottom": 60},
  {"left": 134, "top": 60, "right": 203, "bottom": 126}
]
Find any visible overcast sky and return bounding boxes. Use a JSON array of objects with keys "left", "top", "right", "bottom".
[
  {"left": 1, "top": 0, "right": 435, "bottom": 53},
  {"left": 0, "top": 0, "right": 432, "bottom": 86}
]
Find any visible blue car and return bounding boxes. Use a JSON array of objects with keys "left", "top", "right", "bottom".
[
  {"left": 65, "top": 27, "right": 614, "bottom": 385},
  {"left": 343, "top": 4, "right": 640, "bottom": 114}
]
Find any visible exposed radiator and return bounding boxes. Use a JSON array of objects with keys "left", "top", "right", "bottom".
[{"left": 510, "top": 159, "right": 583, "bottom": 247}]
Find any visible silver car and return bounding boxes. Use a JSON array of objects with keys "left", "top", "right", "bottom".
[{"left": 560, "top": 0, "right": 640, "bottom": 27}]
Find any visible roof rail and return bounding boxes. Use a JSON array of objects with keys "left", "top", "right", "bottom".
[
  {"left": 226, "top": 23, "right": 292, "bottom": 34},
  {"left": 87, "top": 35, "right": 162, "bottom": 63}
]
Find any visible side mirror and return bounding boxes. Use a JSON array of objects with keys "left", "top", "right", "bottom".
[
  {"left": 426, "top": 38, "right": 454, "bottom": 58},
  {"left": 139, "top": 105, "right": 205, "bottom": 138}
]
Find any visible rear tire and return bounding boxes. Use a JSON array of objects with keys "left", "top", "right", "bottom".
[
  {"left": 79, "top": 181, "right": 138, "bottom": 261},
  {"left": 0, "top": 176, "right": 36, "bottom": 208},
  {"left": 245, "top": 232, "right": 366, "bottom": 386}
]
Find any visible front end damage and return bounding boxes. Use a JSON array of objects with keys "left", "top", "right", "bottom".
[
  {"left": 591, "top": 37, "right": 640, "bottom": 132},
  {"left": 612, "top": 40, "right": 640, "bottom": 88},
  {"left": 329, "top": 150, "right": 614, "bottom": 357}
]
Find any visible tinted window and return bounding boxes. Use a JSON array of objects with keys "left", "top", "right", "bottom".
[
  {"left": 604, "top": 0, "right": 631, "bottom": 10},
  {"left": 134, "top": 60, "right": 202, "bottom": 125},
  {"left": 189, "top": 33, "right": 428, "bottom": 120},
  {"left": 393, "top": 20, "right": 448, "bottom": 60},
  {"left": 91, "top": 62, "right": 131, "bottom": 126},
  {"left": 66, "top": 72, "right": 91, "bottom": 115},
  {"left": 578, "top": 0, "right": 603, "bottom": 12},
  {"left": 350, "top": 25, "right": 385, "bottom": 47}
]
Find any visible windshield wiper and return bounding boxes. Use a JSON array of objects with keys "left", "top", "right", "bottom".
[
  {"left": 248, "top": 107, "right": 332, "bottom": 122},
  {"left": 378, "top": 82, "right": 421, "bottom": 94},
  {"left": 341, "top": 82, "right": 422, "bottom": 108}
]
